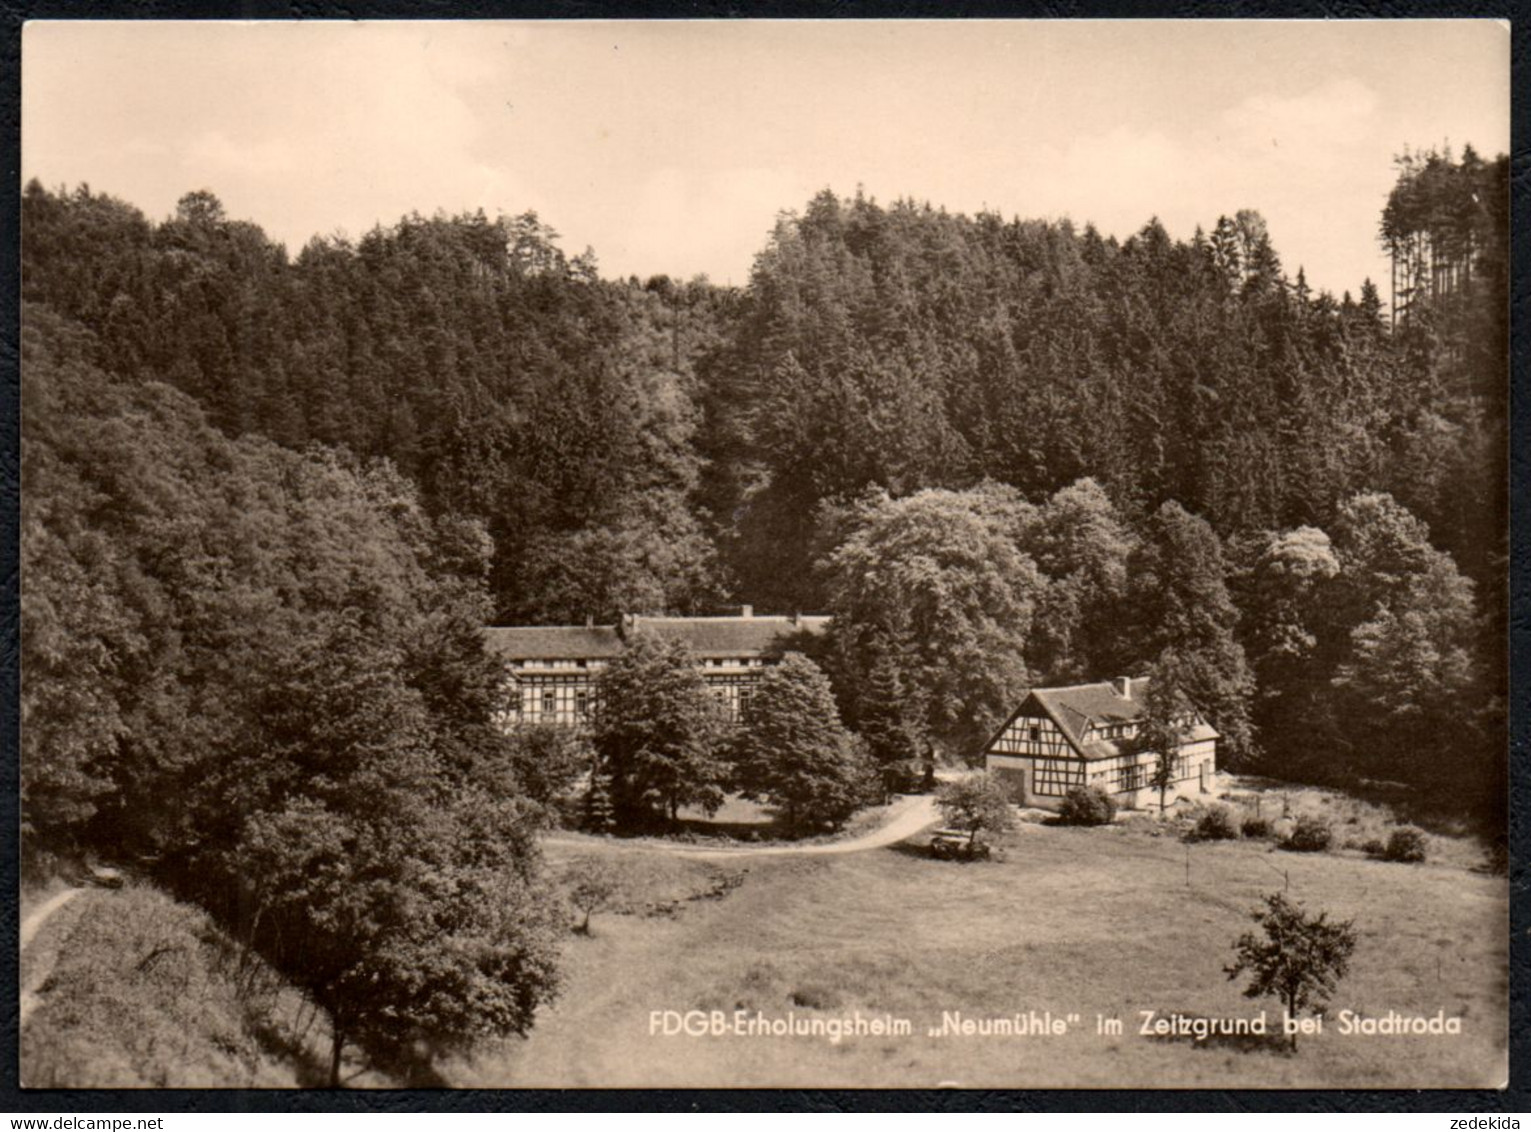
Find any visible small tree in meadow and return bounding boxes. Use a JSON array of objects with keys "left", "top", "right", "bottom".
[
  {"left": 563, "top": 856, "right": 622, "bottom": 936},
  {"left": 1225, "top": 892, "right": 1357, "bottom": 1050},
  {"left": 935, "top": 774, "right": 1016, "bottom": 854}
]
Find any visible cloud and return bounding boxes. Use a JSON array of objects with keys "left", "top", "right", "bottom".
[
  {"left": 1220, "top": 79, "right": 1380, "bottom": 169},
  {"left": 183, "top": 131, "right": 298, "bottom": 179}
]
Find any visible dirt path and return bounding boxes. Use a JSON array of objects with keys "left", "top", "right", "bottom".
[
  {"left": 20, "top": 887, "right": 86, "bottom": 1027},
  {"left": 21, "top": 888, "right": 83, "bottom": 951},
  {"left": 545, "top": 794, "right": 940, "bottom": 859}
]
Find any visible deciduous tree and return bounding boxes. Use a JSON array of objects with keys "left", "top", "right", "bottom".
[
  {"left": 821, "top": 487, "right": 1040, "bottom": 763},
  {"left": 732, "top": 652, "right": 873, "bottom": 834},
  {"left": 934, "top": 774, "right": 1017, "bottom": 853},
  {"left": 1225, "top": 892, "right": 1357, "bottom": 1050},
  {"left": 592, "top": 633, "right": 730, "bottom": 829}
]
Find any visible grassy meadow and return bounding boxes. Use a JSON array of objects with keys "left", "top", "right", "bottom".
[{"left": 454, "top": 796, "right": 1507, "bottom": 1090}]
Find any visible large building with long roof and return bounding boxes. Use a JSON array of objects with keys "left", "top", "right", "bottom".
[{"left": 483, "top": 607, "right": 829, "bottom": 727}]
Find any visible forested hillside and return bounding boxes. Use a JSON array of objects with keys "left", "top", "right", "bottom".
[
  {"left": 21, "top": 145, "right": 1507, "bottom": 860},
  {"left": 21, "top": 306, "right": 563, "bottom": 1081}
]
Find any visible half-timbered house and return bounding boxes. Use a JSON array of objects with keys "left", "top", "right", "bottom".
[
  {"left": 983, "top": 677, "right": 1218, "bottom": 810},
  {"left": 484, "top": 607, "right": 829, "bottom": 727}
]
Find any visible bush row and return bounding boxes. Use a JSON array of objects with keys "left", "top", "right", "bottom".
[{"left": 1185, "top": 805, "right": 1428, "bottom": 862}]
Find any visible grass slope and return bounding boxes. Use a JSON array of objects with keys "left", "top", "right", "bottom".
[
  {"left": 456, "top": 817, "right": 1506, "bottom": 1089},
  {"left": 21, "top": 884, "right": 353, "bottom": 1088}
]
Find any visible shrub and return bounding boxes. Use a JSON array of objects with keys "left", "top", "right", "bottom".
[
  {"left": 1281, "top": 815, "right": 1332, "bottom": 853},
  {"left": 1057, "top": 785, "right": 1115, "bottom": 826},
  {"left": 1360, "top": 838, "right": 1386, "bottom": 857},
  {"left": 1241, "top": 816, "right": 1273, "bottom": 840},
  {"left": 1381, "top": 827, "right": 1428, "bottom": 863},
  {"left": 789, "top": 983, "right": 843, "bottom": 1010},
  {"left": 1192, "top": 806, "right": 1240, "bottom": 841}
]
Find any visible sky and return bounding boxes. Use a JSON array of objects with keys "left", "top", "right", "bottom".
[{"left": 23, "top": 20, "right": 1510, "bottom": 298}]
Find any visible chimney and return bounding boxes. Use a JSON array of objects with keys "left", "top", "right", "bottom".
[
  {"left": 740, "top": 604, "right": 753, "bottom": 619},
  {"left": 619, "top": 612, "right": 636, "bottom": 639},
  {"left": 1112, "top": 676, "right": 1133, "bottom": 699}
]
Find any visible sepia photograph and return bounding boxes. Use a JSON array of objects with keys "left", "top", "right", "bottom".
[{"left": 16, "top": 18, "right": 1511, "bottom": 1091}]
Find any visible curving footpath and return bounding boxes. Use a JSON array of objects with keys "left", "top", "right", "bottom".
[
  {"left": 21, "top": 887, "right": 83, "bottom": 952},
  {"left": 20, "top": 887, "right": 85, "bottom": 1028},
  {"left": 544, "top": 793, "right": 940, "bottom": 859}
]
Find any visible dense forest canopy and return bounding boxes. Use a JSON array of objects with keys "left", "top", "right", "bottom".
[
  {"left": 21, "top": 305, "right": 564, "bottom": 1076},
  {"left": 19, "top": 149, "right": 1508, "bottom": 1064}
]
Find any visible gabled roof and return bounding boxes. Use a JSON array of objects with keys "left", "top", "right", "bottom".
[
  {"left": 483, "top": 625, "right": 624, "bottom": 661},
  {"left": 628, "top": 615, "right": 830, "bottom": 658},
  {"left": 986, "top": 677, "right": 1219, "bottom": 761}
]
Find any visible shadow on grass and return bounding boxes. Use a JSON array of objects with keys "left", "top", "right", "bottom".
[
  {"left": 606, "top": 813, "right": 846, "bottom": 845},
  {"left": 360, "top": 1039, "right": 456, "bottom": 1088},
  {"left": 670, "top": 816, "right": 792, "bottom": 841},
  {"left": 881, "top": 839, "right": 1007, "bottom": 864},
  {"left": 246, "top": 1017, "right": 333, "bottom": 1088}
]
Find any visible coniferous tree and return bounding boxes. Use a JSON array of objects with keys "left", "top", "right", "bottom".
[{"left": 852, "top": 639, "right": 927, "bottom": 796}]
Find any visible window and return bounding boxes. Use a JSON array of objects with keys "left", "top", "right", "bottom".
[
  {"left": 1119, "top": 762, "right": 1144, "bottom": 791},
  {"left": 738, "top": 689, "right": 752, "bottom": 717},
  {"left": 1028, "top": 724, "right": 1041, "bottom": 744},
  {"left": 1033, "top": 757, "right": 1082, "bottom": 796},
  {"left": 542, "top": 690, "right": 557, "bottom": 717},
  {"left": 576, "top": 691, "right": 589, "bottom": 717}
]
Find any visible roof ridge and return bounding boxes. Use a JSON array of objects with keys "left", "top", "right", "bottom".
[
  {"left": 486, "top": 625, "right": 616, "bottom": 631},
  {"left": 1034, "top": 681, "right": 1116, "bottom": 693},
  {"left": 632, "top": 614, "right": 826, "bottom": 622}
]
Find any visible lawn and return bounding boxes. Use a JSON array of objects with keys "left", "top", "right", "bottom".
[{"left": 452, "top": 812, "right": 1507, "bottom": 1089}]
